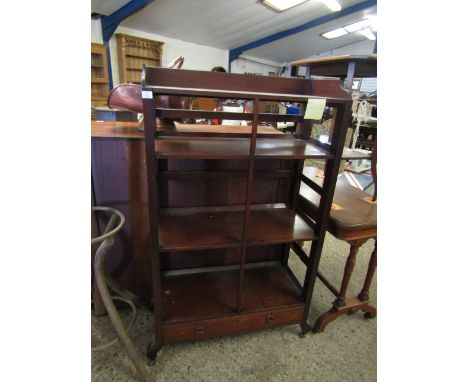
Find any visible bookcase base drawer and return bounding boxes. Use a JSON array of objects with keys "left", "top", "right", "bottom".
[{"left": 162, "top": 306, "right": 304, "bottom": 344}]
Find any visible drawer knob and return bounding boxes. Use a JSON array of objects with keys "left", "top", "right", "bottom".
[
  {"left": 195, "top": 327, "right": 206, "bottom": 335},
  {"left": 266, "top": 314, "right": 275, "bottom": 323}
]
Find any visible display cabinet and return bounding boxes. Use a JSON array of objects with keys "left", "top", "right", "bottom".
[
  {"left": 139, "top": 66, "right": 353, "bottom": 358},
  {"left": 91, "top": 43, "right": 110, "bottom": 107},
  {"left": 115, "top": 33, "right": 163, "bottom": 84}
]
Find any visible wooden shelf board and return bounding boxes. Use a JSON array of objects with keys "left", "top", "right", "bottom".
[
  {"left": 91, "top": 78, "right": 109, "bottom": 84},
  {"left": 162, "top": 265, "right": 304, "bottom": 324},
  {"left": 159, "top": 169, "right": 294, "bottom": 180},
  {"left": 91, "top": 121, "right": 287, "bottom": 140},
  {"left": 159, "top": 210, "right": 241, "bottom": 251},
  {"left": 124, "top": 54, "right": 159, "bottom": 60},
  {"left": 159, "top": 123, "right": 284, "bottom": 138},
  {"left": 159, "top": 208, "right": 316, "bottom": 252},
  {"left": 247, "top": 208, "right": 316, "bottom": 245},
  {"left": 154, "top": 137, "right": 332, "bottom": 160}
]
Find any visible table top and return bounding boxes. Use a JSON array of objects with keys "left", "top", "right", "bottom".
[
  {"left": 290, "top": 54, "right": 377, "bottom": 66},
  {"left": 290, "top": 55, "right": 377, "bottom": 78},
  {"left": 300, "top": 167, "right": 376, "bottom": 238},
  {"left": 93, "top": 106, "right": 132, "bottom": 112}
]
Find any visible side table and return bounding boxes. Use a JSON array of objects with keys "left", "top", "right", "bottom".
[{"left": 298, "top": 168, "right": 377, "bottom": 332}]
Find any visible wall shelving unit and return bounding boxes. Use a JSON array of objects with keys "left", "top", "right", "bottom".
[
  {"left": 116, "top": 34, "right": 163, "bottom": 84},
  {"left": 91, "top": 43, "right": 110, "bottom": 107}
]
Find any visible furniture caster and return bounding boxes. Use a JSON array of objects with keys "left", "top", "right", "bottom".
[
  {"left": 147, "top": 358, "right": 156, "bottom": 367},
  {"left": 299, "top": 333, "right": 306, "bottom": 339},
  {"left": 146, "top": 343, "right": 157, "bottom": 362},
  {"left": 364, "top": 312, "right": 375, "bottom": 319},
  {"left": 362, "top": 304, "right": 376, "bottom": 319}
]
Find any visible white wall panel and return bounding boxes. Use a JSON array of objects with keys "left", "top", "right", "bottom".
[
  {"left": 109, "top": 26, "right": 229, "bottom": 84},
  {"left": 91, "top": 18, "right": 103, "bottom": 44}
]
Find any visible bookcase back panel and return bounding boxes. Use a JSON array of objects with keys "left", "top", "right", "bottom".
[
  {"left": 161, "top": 245, "right": 284, "bottom": 272},
  {"left": 158, "top": 159, "right": 293, "bottom": 208}
]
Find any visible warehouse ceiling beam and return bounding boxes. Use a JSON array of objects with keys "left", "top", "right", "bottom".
[
  {"left": 101, "top": 0, "right": 153, "bottom": 42},
  {"left": 228, "top": 0, "right": 377, "bottom": 72},
  {"left": 101, "top": 0, "right": 153, "bottom": 88}
]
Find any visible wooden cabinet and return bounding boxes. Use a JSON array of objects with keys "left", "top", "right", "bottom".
[
  {"left": 115, "top": 33, "right": 163, "bottom": 84},
  {"left": 91, "top": 43, "right": 110, "bottom": 107},
  {"left": 191, "top": 98, "right": 216, "bottom": 111}
]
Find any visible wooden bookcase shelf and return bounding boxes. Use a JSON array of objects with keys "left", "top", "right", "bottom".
[
  {"left": 159, "top": 208, "right": 316, "bottom": 252},
  {"left": 161, "top": 265, "right": 304, "bottom": 343},
  {"left": 91, "top": 43, "right": 109, "bottom": 107},
  {"left": 141, "top": 67, "right": 353, "bottom": 355},
  {"left": 162, "top": 265, "right": 304, "bottom": 323},
  {"left": 159, "top": 210, "right": 241, "bottom": 252},
  {"left": 115, "top": 33, "right": 163, "bottom": 84},
  {"left": 154, "top": 136, "right": 332, "bottom": 159}
]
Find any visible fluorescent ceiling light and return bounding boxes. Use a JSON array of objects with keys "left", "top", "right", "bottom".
[
  {"left": 261, "top": 0, "right": 309, "bottom": 12},
  {"left": 320, "top": 0, "right": 342, "bottom": 12},
  {"left": 344, "top": 19, "right": 371, "bottom": 33},
  {"left": 321, "top": 27, "right": 348, "bottom": 39},
  {"left": 367, "top": 15, "right": 377, "bottom": 31},
  {"left": 359, "top": 28, "right": 376, "bottom": 40}
]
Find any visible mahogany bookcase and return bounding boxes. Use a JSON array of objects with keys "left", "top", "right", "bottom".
[{"left": 140, "top": 67, "right": 353, "bottom": 359}]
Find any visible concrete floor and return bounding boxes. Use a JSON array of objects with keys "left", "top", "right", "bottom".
[{"left": 92, "top": 235, "right": 377, "bottom": 381}]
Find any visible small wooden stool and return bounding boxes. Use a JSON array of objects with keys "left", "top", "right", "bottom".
[{"left": 299, "top": 168, "right": 377, "bottom": 333}]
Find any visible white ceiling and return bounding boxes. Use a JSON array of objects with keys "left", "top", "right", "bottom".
[
  {"left": 91, "top": 0, "right": 130, "bottom": 16},
  {"left": 92, "top": 0, "right": 376, "bottom": 63},
  {"left": 243, "top": 6, "right": 376, "bottom": 62}
]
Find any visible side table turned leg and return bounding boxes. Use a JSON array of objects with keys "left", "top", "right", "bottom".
[
  {"left": 335, "top": 240, "right": 362, "bottom": 307},
  {"left": 313, "top": 240, "right": 364, "bottom": 333},
  {"left": 358, "top": 240, "right": 377, "bottom": 319}
]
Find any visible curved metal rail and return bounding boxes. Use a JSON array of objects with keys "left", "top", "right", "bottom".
[{"left": 92, "top": 206, "right": 151, "bottom": 382}]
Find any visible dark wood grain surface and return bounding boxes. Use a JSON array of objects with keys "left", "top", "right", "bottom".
[
  {"left": 162, "top": 265, "right": 303, "bottom": 323},
  {"left": 92, "top": 139, "right": 293, "bottom": 300},
  {"left": 153, "top": 136, "right": 332, "bottom": 159},
  {"left": 290, "top": 55, "right": 377, "bottom": 78},
  {"left": 162, "top": 305, "right": 304, "bottom": 344},
  {"left": 158, "top": 208, "right": 317, "bottom": 252},
  {"left": 92, "top": 67, "right": 353, "bottom": 348},
  {"left": 91, "top": 121, "right": 283, "bottom": 140},
  {"left": 299, "top": 167, "right": 377, "bottom": 237}
]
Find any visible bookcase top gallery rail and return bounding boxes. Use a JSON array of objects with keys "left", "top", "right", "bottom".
[{"left": 141, "top": 66, "right": 351, "bottom": 102}]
